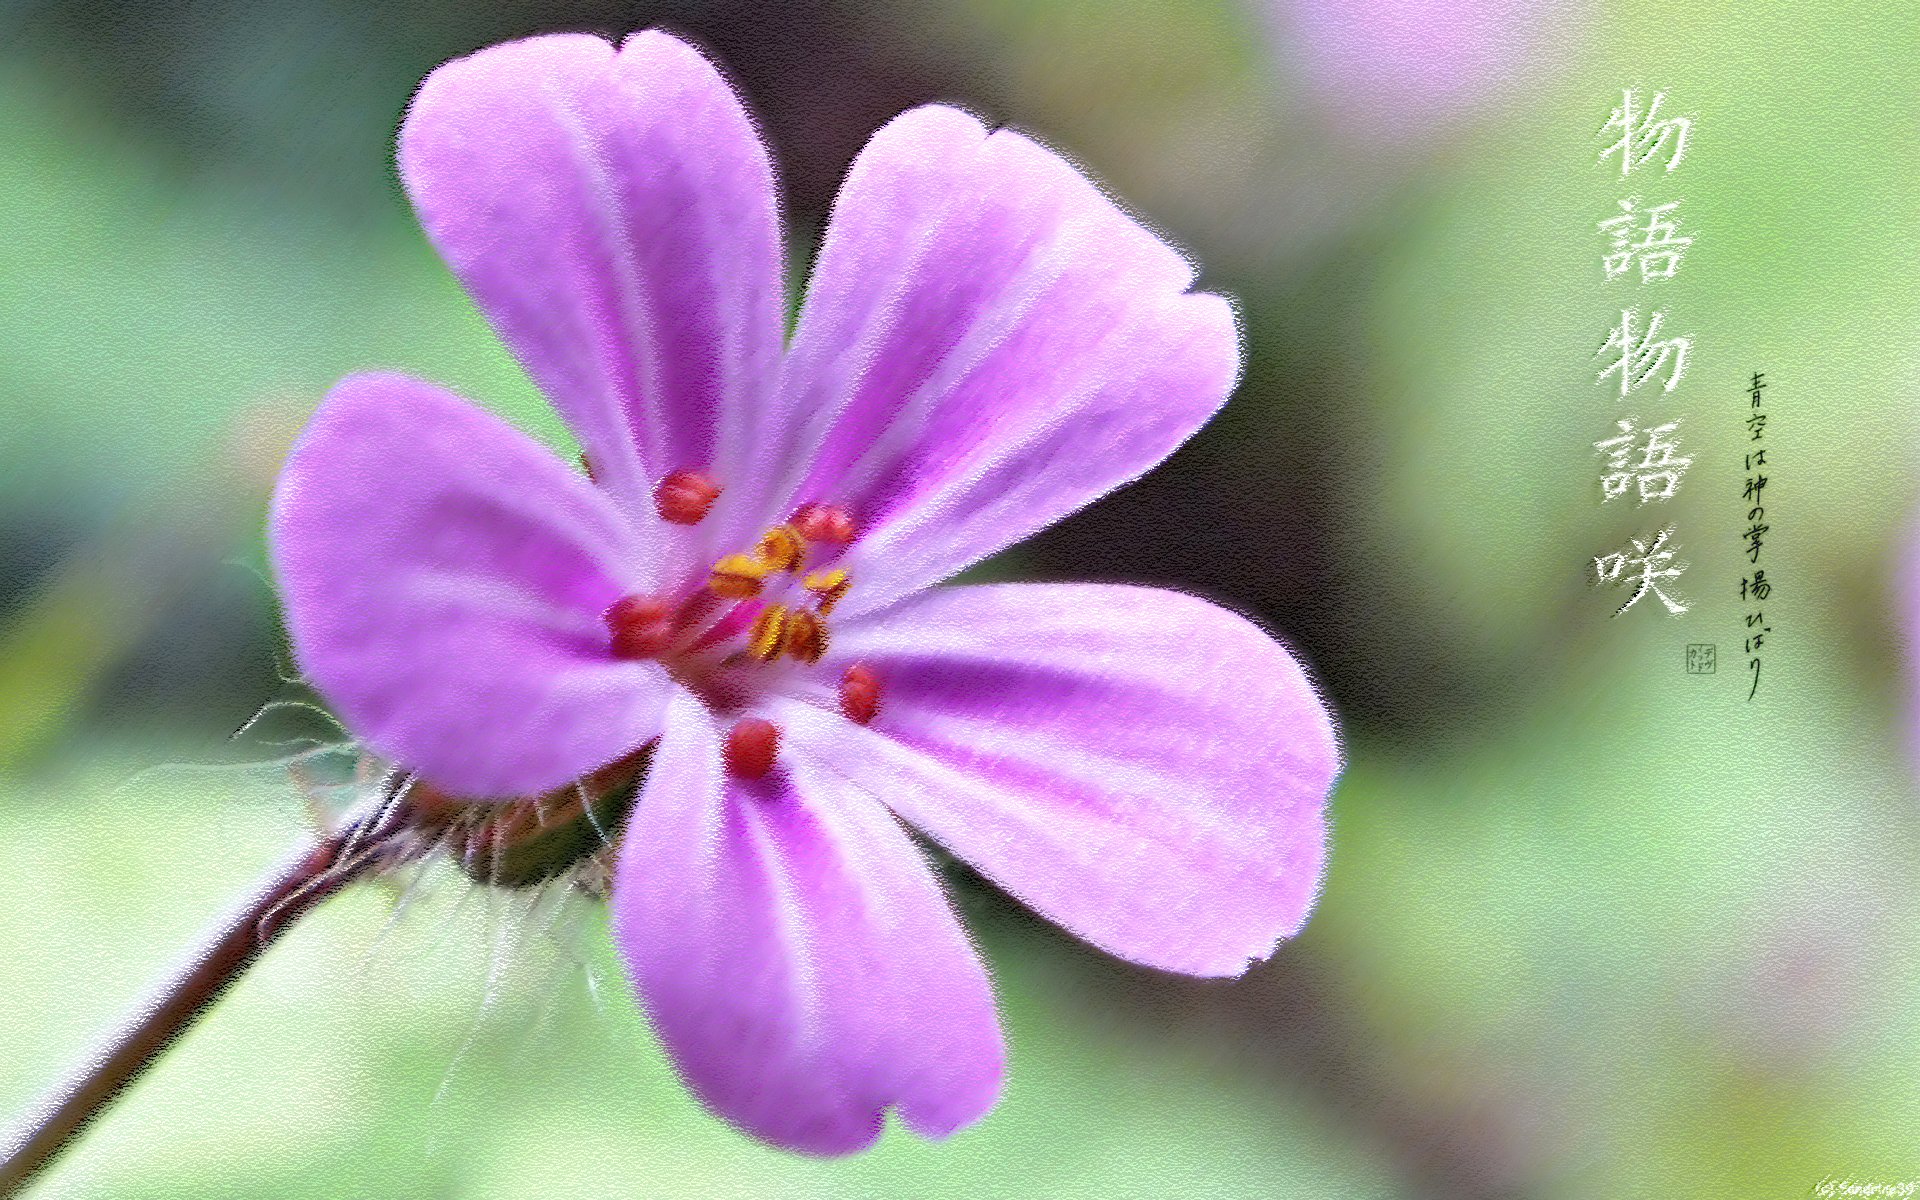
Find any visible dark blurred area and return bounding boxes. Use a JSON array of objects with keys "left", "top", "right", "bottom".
[{"left": 9, "top": 0, "right": 968, "bottom": 228}]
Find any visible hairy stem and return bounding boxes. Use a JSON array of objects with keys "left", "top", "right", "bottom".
[{"left": 0, "top": 809, "right": 389, "bottom": 1197}]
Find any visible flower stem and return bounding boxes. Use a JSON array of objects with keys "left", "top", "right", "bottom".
[{"left": 0, "top": 810, "right": 388, "bottom": 1197}]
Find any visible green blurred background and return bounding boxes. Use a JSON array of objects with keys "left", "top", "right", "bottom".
[{"left": 4, "top": 1, "right": 1918, "bottom": 1196}]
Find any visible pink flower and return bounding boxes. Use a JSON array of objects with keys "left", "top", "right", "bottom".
[{"left": 269, "top": 31, "right": 1339, "bottom": 1153}]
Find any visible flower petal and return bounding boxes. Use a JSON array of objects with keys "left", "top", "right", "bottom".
[
  {"left": 799, "top": 583, "right": 1338, "bottom": 977},
  {"left": 763, "top": 106, "right": 1240, "bottom": 618},
  {"left": 399, "top": 31, "right": 786, "bottom": 562},
  {"left": 269, "top": 372, "right": 670, "bottom": 798},
  {"left": 612, "top": 690, "right": 1005, "bottom": 1155}
]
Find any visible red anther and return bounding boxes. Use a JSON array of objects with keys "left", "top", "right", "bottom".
[
  {"left": 790, "top": 502, "right": 855, "bottom": 544},
  {"left": 656, "top": 470, "right": 722, "bottom": 525},
  {"left": 579, "top": 452, "right": 599, "bottom": 483},
  {"left": 724, "top": 718, "right": 781, "bottom": 780},
  {"left": 839, "top": 664, "right": 881, "bottom": 726},
  {"left": 604, "top": 594, "right": 676, "bottom": 659}
]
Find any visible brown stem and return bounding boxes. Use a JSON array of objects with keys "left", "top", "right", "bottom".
[{"left": 0, "top": 811, "right": 388, "bottom": 1197}]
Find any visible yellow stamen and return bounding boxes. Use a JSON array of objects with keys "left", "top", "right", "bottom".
[
  {"left": 709, "top": 553, "right": 771, "bottom": 599},
  {"left": 747, "top": 604, "right": 790, "bottom": 662},
  {"left": 783, "top": 609, "right": 829, "bottom": 665},
  {"left": 803, "top": 568, "right": 852, "bottom": 614},
  {"left": 755, "top": 525, "right": 807, "bottom": 573}
]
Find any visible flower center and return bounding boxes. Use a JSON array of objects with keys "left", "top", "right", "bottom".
[
  {"left": 701, "top": 517, "right": 852, "bottom": 664},
  {"left": 601, "top": 492, "right": 880, "bottom": 777}
]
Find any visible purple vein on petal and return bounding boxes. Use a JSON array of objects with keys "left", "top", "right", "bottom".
[
  {"left": 784, "top": 182, "right": 1092, "bottom": 525},
  {"left": 398, "top": 572, "right": 609, "bottom": 641},
  {"left": 725, "top": 109, "right": 982, "bottom": 551},
  {"left": 838, "top": 290, "right": 1235, "bottom": 621},
  {"left": 543, "top": 80, "right": 672, "bottom": 490}
]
